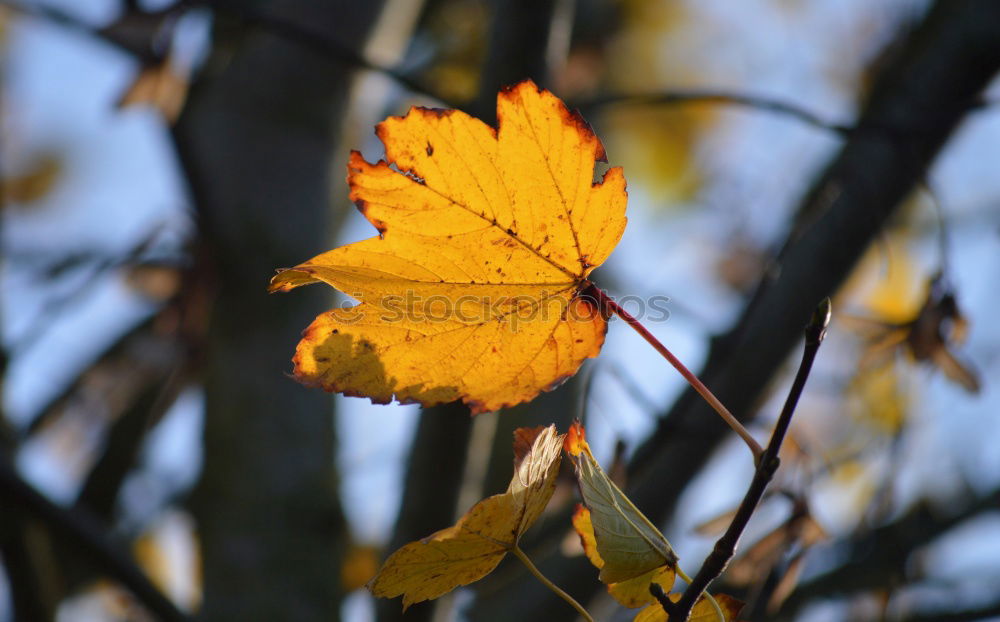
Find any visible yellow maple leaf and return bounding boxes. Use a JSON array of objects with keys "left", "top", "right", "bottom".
[
  {"left": 564, "top": 421, "right": 678, "bottom": 584},
  {"left": 368, "top": 425, "right": 564, "bottom": 608},
  {"left": 572, "top": 504, "right": 676, "bottom": 608},
  {"left": 633, "top": 593, "right": 744, "bottom": 622},
  {"left": 271, "top": 80, "right": 627, "bottom": 414}
]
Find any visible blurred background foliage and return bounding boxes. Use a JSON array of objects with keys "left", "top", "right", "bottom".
[{"left": 1, "top": 0, "right": 999, "bottom": 621}]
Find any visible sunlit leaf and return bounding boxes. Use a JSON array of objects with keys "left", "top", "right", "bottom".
[
  {"left": 272, "top": 80, "right": 627, "bottom": 413},
  {"left": 368, "top": 425, "right": 563, "bottom": 608},
  {"left": 564, "top": 421, "right": 677, "bottom": 584},
  {"left": 573, "top": 504, "right": 675, "bottom": 608}
]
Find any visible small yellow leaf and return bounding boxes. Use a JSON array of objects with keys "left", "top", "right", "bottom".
[
  {"left": 572, "top": 504, "right": 676, "bottom": 608},
  {"left": 609, "top": 566, "right": 677, "bottom": 610},
  {"left": 633, "top": 593, "right": 744, "bottom": 622},
  {"left": 565, "top": 422, "right": 678, "bottom": 584},
  {"left": 272, "top": 80, "right": 627, "bottom": 414},
  {"left": 369, "top": 425, "right": 564, "bottom": 608}
]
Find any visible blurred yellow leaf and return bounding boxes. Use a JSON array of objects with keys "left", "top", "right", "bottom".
[
  {"left": 341, "top": 543, "right": 381, "bottom": 592},
  {"left": 693, "top": 507, "right": 739, "bottom": 537},
  {"left": 862, "top": 241, "right": 922, "bottom": 324},
  {"left": 368, "top": 425, "right": 563, "bottom": 609},
  {"left": 124, "top": 264, "right": 183, "bottom": 301},
  {"left": 599, "top": 0, "right": 718, "bottom": 205},
  {"left": 132, "top": 511, "right": 201, "bottom": 611},
  {"left": 849, "top": 276, "right": 980, "bottom": 396},
  {"left": 564, "top": 421, "right": 677, "bottom": 584},
  {"left": 849, "top": 360, "right": 909, "bottom": 433},
  {"left": 715, "top": 237, "right": 767, "bottom": 293},
  {"left": 134, "top": 531, "right": 170, "bottom": 593},
  {"left": 726, "top": 508, "right": 826, "bottom": 587},
  {"left": 2, "top": 155, "right": 61, "bottom": 205},
  {"left": 610, "top": 0, "right": 695, "bottom": 93},
  {"left": 271, "top": 80, "right": 627, "bottom": 414},
  {"left": 118, "top": 59, "right": 189, "bottom": 123},
  {"left": 419, "top": 0, "right": 488, "bottom": 103},
  {"left": 604, "top": 105, "right": 709, "bottom": 205},
  {"left": 840, "top": 233, "right": 980, "bottom": 394},
  {"left": 838, "top": 233, "right": 921, "bottom": 325}
]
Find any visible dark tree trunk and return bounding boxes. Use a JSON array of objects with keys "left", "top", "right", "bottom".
[{"left": 173, "top": 2, "right": 386, "bottom": 619}]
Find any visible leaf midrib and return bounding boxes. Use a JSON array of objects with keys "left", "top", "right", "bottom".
[{"left": 418, "top": 179, "right": 585, "bottom": 283}]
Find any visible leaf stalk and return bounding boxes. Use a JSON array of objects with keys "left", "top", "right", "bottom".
[
  {"left": 512, "top": 545, "right": 594, "bottom": 622},
  {"left": 587, "top": 285, "right": 763, "bottom": 459}
]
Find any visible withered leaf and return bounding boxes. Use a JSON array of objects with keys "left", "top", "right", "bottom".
[{"left": 368, "top": 425, "right": 563, "bottom": 608}]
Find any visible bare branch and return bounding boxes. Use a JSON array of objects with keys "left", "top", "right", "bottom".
[
  {"left": 0, "top": 458, "right": 191, "bottom": 622},
  {"left": 665, "top": 299, "right": 829, "bottom": 621}
]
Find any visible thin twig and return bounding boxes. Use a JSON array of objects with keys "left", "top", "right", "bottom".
[
  {"left": 651, "top": 583, "right": 679, "bottom": 618},
  {"left": 1, "top": 0, "right": 457, "bottom": 107},
  {"left": 587, "top": 285, "right": 763, "bottom": 459},
  {"left": 0, "top": 0, "right": 172, "bottom": 62},
  {"left": 512, "top": 545, "right": 594, "bottom": 622},
  {"left": 0, "top": 458, "right": 192, "bottom": 622},
  {"left": 605, "top": 360, "right": 661, "bottom": 415},
  {"left": 192, "top": 0, "right": 458, "bottom": 107},
  {"left": 575, "top": 92, "right": 995, "bottom": 137},
  {"left": 918, "top": 179, "right": 952, "bottom": 280},
  {"left": 664, "top": 298, "right": 831, "bottom": 622},
  {"left": 574, "top": 92, "right": 852, "bottom": 135}
]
